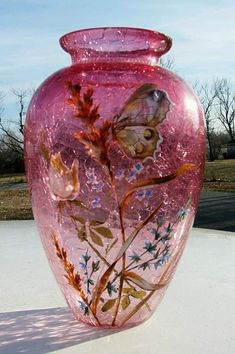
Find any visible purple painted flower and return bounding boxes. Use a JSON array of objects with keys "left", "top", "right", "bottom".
[
  {"left": 136, "top": 189, "right": 153, "bottom": 201},
  {"left": 116, "top": 169, "right": 125, "bottom": 180},
  {"left": 127, "top": 162, "right": 144, "bottom": 182},
  {"left": 86, "top": 168, "right": 97, "bottom": 184},
  {"left": 91, "top": 196, "right": 101, "bottom": 208},
  {"left": 86, "top": 168, "right": 105, "bottom": 191},
  {"left": 127, "top": 170, "right": 136, "bottom": 182},
  {"left": 134, "top": 162, "right": 144, "bottom": 172},
  {"left": 94, "top": 180, "right": 105, "bottom": 192}
]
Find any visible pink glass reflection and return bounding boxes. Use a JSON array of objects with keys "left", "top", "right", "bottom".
[{"left": 24, "top": 27, "right": 205, "bottom": 328}]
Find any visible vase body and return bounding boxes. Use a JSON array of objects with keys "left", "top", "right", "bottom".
[{"left": 24, "top": 27, "right": 205, "bottom": 328}]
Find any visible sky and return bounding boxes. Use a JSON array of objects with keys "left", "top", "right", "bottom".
[{"left": 0, "top": 0, "right": 234, "bottom": 120}]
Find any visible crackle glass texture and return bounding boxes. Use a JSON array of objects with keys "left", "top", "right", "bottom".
[{"left": 24, "top": 28, "right": 206, "bottom": 328}]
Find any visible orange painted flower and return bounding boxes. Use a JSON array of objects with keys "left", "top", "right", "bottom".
[{"left": 48, "top": 152, "right": 80, "bottom": 201}]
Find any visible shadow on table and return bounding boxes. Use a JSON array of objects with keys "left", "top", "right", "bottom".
[{"left": 0, "top": 307, "right": 121, "bottom": 354}]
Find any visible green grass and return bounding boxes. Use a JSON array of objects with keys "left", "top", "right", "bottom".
[
  {"left": 0, "top": 173, "right": 26, "bottom": 185},
  {"left": 0, "top": 160, "right": 235, "bottom": 220},
  {"left": 204, "top": 159, "right": 235, "bottom": 182},
  {"left": 0, "top": 189, "right": 33, "bottom": 220}
]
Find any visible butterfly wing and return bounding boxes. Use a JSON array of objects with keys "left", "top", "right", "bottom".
[
  {"left": 113, "top": 83, "right": 171, "bottom": 159},
  {"left": 115, "top": 126, "right": 160, "bottom": 159}
]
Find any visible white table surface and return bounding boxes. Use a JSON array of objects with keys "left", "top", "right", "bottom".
[{"left": 0, "top": 221, "right": 234, "bottom": 354}]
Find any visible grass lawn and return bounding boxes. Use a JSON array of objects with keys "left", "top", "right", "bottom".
[
  {"left": 0, "top": 173, "right": 26, "bottom": 184},
  {"left": 0, "top": 190, "right": 33, "bottom": 220},
  {"left": 204, "top": 159, "right": 235, "bottom": 181},
  {"left": 204, "top": 159, "right": 235, "bottom": 192},
  {"left": 0, "top": 159, "right": 234, "bottom": 220}
]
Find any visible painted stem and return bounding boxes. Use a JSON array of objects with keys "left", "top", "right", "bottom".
[
  {"left": 107, "top": 166, "right": 126, "bottom": 326},
  {"left": 120, "top": 236, "right": 186, "bottom": 326},
  {"left": 125, "top": 233, "right": 169, "bottom": 271}
]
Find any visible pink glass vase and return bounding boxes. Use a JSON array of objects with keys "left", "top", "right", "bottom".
[{"left": 24, "top": 27, "right": 205, "bottom": 328}]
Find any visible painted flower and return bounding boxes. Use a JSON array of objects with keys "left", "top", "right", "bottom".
[
  {"left": 90, "top": 197, "right": 101, "bottom": 209},
  {"left": 48, "top": 152, "right": 80, "bottom": 201},
  {"left": 86, "top": 168, "right": 105, "bottom": 191}
]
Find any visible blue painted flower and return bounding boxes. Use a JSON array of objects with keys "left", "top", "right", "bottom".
[
  {"left": 143, "top": 241, "right": 156, "bottom": 254},
  {"left": 161, "top": 235, "right": 170, "bottom": 244},
  {"left": 178, "top": 207, "right": 187, "bottom": 221},
  {"left": 162, "top": 251, "right": 170, "bottom": 263},
  {"left": 145, "top": 190, "right": 153, "bottom": 197},
  {"left": 77, "top": 300, "right": 89, "bottom": 315},
  {"left": 136, "top": 190, "right": 145, "bottom": 200},
  {"left": 129, "top": 251, "right": 141, "bottom": 263},
  {"left": 154, "top": 260, "right": 163, "bottom": 269},
  {"left": 107, "top": 281, "right": 117, "bottom": 297},
  {"left": 87, "top": 278, "right": 95, "bottom": 286},
  {"left": 134, "top": 162, "right": 144, "bottom": 172},
  {"left": 79, "top": 262, "right": 87, "bottom": 270},
  {"left": 116, "top": 169, "right": 125, "bottom": 180},
  {"left": 86, "top": 168, "right": 105, "bottom": 191},
  {"left": 127, "top": 170, "right": 136, "bottom": 182},
  {"left": 86, "top": 168, "right": 97, "bottom": 184},
  {"left": 94, "top": 180, "right": 105, "bottom": 192},
  {"left": 82, "top": 251, "right": 90, "bottom": 263},
  {"left": 127, "top": 163, "right": 144, "bottom": 182},
  {"left": 165, "top": 223, "right": 173, "bottom": 234},
  {"left": 91, "top": 196, "right": 101, "bottom": 208},
  {"left": 138, "top": 261, "right": 150, "bottom": 270},
  {"left": 150, "top": 228, "right": 161, "bottom": 240},
  {"left": 136, "top": 189, "right": 153, "bottom": 201}
]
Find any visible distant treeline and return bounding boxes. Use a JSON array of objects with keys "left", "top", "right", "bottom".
[{"left": 0, "top": 73, "right": 234, "bottom": 175}]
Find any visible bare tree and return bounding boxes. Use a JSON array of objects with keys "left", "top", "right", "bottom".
[
  {"left": 215, "top": 78, "right": 235, "bottom": 141},
  {"left": 159, "top": 56, "right": 175, "bottom": 70},
  {"left": 12, "top": 89, "right": 27, "bottom": 136},
  {"left": 0, "top": 91, "right": 4, "bottom": 118},
  {"left": 194, "top": 81, "right": 218, "bottom": 161},
  {"left": 0, "top": 89, "right": 28, "bottom": 155}
]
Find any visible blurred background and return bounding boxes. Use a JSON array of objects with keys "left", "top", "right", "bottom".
[{"left": 0, "top": 0, "right": 234, "bottom": 229}]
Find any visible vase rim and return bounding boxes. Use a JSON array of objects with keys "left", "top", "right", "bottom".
[{"left": 59, "top": 27, "right": 172, "bottom": 63}]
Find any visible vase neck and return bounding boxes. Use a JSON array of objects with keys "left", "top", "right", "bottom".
[{"left": 59, "top": 27, "right": 172, "bottom": 66}]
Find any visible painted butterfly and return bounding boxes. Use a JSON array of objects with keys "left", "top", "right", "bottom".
[{"left": 113, "top": 83, "right": 171, "bottom": 159}]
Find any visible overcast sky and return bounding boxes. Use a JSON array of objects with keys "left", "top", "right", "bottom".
[{"left": 0, "top": 0, "right": 234, "bottom": 118}]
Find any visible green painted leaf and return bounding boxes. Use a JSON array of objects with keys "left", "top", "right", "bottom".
[
  {"left": 90, "top": 231, "right": 103, "bottom": 247},
  {"left": 91, "top": 262, "right": 117, "bottom": 315},
  {"left": 123, "top": 287, "right": 146, "bottom": 299},
  {"left": 123, "top": 287, "right": 133, "bottom": 294},
  {"left": 121, "top": 295, "right": 131, "bottom": 310},
  {"left": 94, "top": 226, "right": 113, "bottom": 239},
  {"left": 123, "top": 271, "right": 165, "bottom": 291},
  {"left": 129, "top": 290, "right": 146, "bottom": 299},
  {"left": 69, "top": 200, "right": 88, "bottom": 210},
  {"left": 101, "top": 298, "right": 116, "bottom": 312},
  {"left": 72, "top": 215, "right": 86, "bottom": 224},
  {"left": 90, "top": 203, "right": 162, "bottom": 314},
  {"left": 90, "top": 220, "right": 104, "bottom": 226},
  {"left": 77, "top": 227, "right": 86, "bottom": 241}
]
